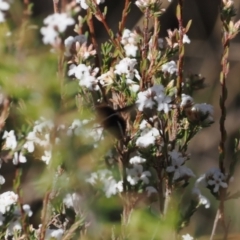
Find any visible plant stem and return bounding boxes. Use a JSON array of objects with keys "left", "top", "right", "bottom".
[
  {"left": 176, "top": 0, "right": 184, "bottom": 103},
  {"left": 118, "top": 0, "right": 130, "bottom": 37},
  {"left": 87, "top": 10, "right": 100, "bottom": 68},
  {"left": 53, "top": 0, "right": 60, "bottom": 13}
]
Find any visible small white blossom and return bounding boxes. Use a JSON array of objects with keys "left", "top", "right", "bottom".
[
  {"left": 136, "top": 84, "right": 171, "bottom": 112},
  {"left": 136, "top": 89, "right": 155, "bottom": 111},
  {"left": 135, "top": 0, "right": 157, "bottom": 8},
  {"left": 126, "top": 164, "right": 151, "bottom": 185},
  {"left": 68, "top": 64, "right": 99, "bottom": 91},
  {"left": 2, "top": 130, "right": 17, "bottom": 150},
  {"left": 181, "top": 94, "right": 194, "bottom": 108},
  {"left": 204, "top": 168, "right": 228, "bottom": 193},
  {"left": 23, "top": 204, "right": 33, "bottom": 217},
  {"left": 0, "top": 191, "right": 18, "bottom": 214},
  {"left": 182, "top": 234, "right": 194, "bottom": 240},
  {"left": 129, "top": 156, "right": 146, "bottom": 164},
  {"left": 76, "top": 0, "right": 105, "bottom": 9},
  {"left": 0, "top": 0, "right": 10, "bottom": 23},
  {"left": 183, "top": 34, "right": 191, "bottom": 44},
  {"left": 23, "top": 131, "right": 36, "bottom": 152},
  {"left": 13, "top": 152, "right": 27, "bottom": 165},
  {"left": 41, "top": 150, "right": 52, "bottom": 164},
  {"left": 136, "top": 127, "right": 160, "bottom": 148},
  {"left": 45, "top": 228, "right": 64, "bottom": 240},
  {"left": 63, "top": 193, "right": 82, "bottom": 214},
  {"left": 161, "top": 60, "right": 177, "bottom": 74},
  {"left": 40, "top": 13, "right": 74, "bottom": 45},
  {"left": 121, "top": 29, "right": 139, "bottom": 57},
  {"left": 86, "top": 169, "right": 122, "bottom": 198},
  {"left": 114, "top": 58, "right": 138, "bottom": 79},
  {"left": 166, "top": 150, "right": 195, "bottom": 181}
]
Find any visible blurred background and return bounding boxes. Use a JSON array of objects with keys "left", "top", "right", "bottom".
[{"left": 4, "top": 0, "right": 240, "bottom": 238}]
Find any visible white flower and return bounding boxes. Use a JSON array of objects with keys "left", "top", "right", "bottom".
[
  {"left": 86, "top": 170, "right": 121, "bottom": 198},
  {"left": 181, "top": 94, "right": 194, "bottom": 108},
  {"left": 135, "top": 0, "right": 157, "bottom": 8},
  {"left": 40, "top": 13, "right": 74, "bottom": 45},
  {"left": 129, "top": 156, "right": 146, "bottom": 164},
  {"left": 63, "top": 193, "right": 82, "bottom": 214},
  {"left": 43, "top": 13, "right": 74, "bottom": 33},
  {"left": 146, "top": 186, "right": 157, "bottom": 197},
  {"left": 136, "top": 84, "right": 170, "bottom": 112},
  {"left": 124, "top": 44, "right": 138, "bottom": 57},
  {"left": 68, "top": 64, "right": 99, "bottom": 91},
  {"left": 40, "top": 25, "right": 59, "bottom": 45},
  {"left": 23, "top": 131, "right": 36, "bottom": 153},
  {"left": 76, "top": 0, "right": 105, "bottom": 9},
  {"left": 0, "top": 175, "right": 5, "bottom": 185},
  {"left": 183, "top": 34, "right": 191, "bottom": 44},
  {"left": 0, "top": 0, "right": 9, "bottom": 11},
  {"left": 0, "top": 0, "right": 10, "bottom": 23},
  {"left": 0, "top": 191, "right": 18, "bottom": 214},
  {"left": 205, "top": 168, "right": 228, "bottom": 193},
  {"left": 166, "top": 150, "right": 195, "bottom": 181},
  {"left": 161, "top": 60, "right": 177, "bottom": 74},
  {"left": 126, "top": 164, "right": 151, "bottom": 185},
  {"left": 155, "top": 93, "right": 172, "bottom": 113},
  {"left": 41, "top": 150, "right": 52, "bottom": 164},
  {"left": 45, "top": 228, "right": 64, "bottom": 240},
  {"left": 121, "top": 29, "right": 139, "bottom": 57},
  {"left": 103, "top": 177, "right": 118, "bottom": 198},
  {"left": 136, "top": 127, "right": 160, "bottom": 148},
  {"left": 114, "top": 58, "right": 138, "bottom": 79},
  {"left": 115, "top": 181, "right": 123, "bottom": 193},
  {"left": 2, "top": 130, "right": 17, "bottom": 150},
  {"left": 22, "top": 204, "right": 33, "bottom": 217},
  {"left": 182, "top": 234, "right": 194, "bottom": 240},
  {"left": 136, "top": 89, "right": 155, "bottom": 111},
  {"left": 13, "top": 152, "right": 27, "bottom": 165}
]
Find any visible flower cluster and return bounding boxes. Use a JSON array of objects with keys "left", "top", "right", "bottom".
[
  {"left": 40, "top": 13, "right": 75, "bottom": 45},
  {"left": 120, "top": 29, "right": 139, "bottom": 57}
]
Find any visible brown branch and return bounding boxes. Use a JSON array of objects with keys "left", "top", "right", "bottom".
[
  {"left": 53, "top": 0, "right": 61, "bottom": 13},
  {"left": 39, "top": 191, "right": 51, "bottom": 240},
  {"left": 176, "top": 0, "right": 184, "bottom": 103},
  {"left": 87, "top": 10, "right": 100, "bottom": 68},
  {"left": 118, "top": 0, "right": 131, "bottom": 37}
]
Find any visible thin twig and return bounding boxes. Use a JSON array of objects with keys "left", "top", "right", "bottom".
[
  {"left": 53, "top": 0, "right": 61, "bottom": 13},
  {"left": 87, "top": 9, "right": 100, "bottom": 68},
  {"left": 118, "top": 0, "right": 131, "bottom": 37},
  {"left": 140, "top": 7, "right": 149, "bottom": 90},
  {"left": 39, "top": 191, "right": 51, "bottom": 240},
  {"left": 210, "top": 208, "right": 220, "bottom": 240},
  {"left": 176, "top": 0, "right": 184, "bottom": 103}
]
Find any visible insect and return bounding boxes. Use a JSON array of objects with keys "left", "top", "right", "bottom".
[{"left": 95, "top": 104, "right": 134, "bottom": 140}]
